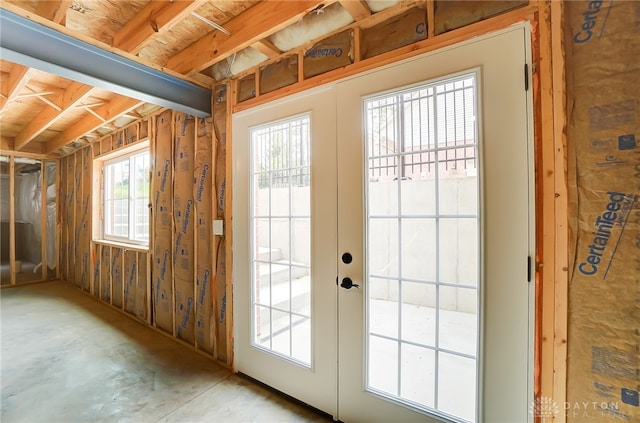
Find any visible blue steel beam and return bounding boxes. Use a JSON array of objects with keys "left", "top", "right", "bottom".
[{"left": 0, "top": 8, "right": 211, "bottom": 117}]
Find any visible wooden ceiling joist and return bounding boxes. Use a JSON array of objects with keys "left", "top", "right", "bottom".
[
  {"left": 14, "top": 83, "right": 94, "bottom": 151},
  {"left": 113, "top": 0, "right": 209, "bottom": 54},
  {"left": 46, "top": 96, "right": 144, "bottom": 154},
  {"left": 0, "top": 65, "right": 33, "bottom": 110},
  {"left": 166, "top": 1, "right": 332, "bottom": 75},
  {"left": 338, "top": 0, "right": 372, "bottom": 21}
]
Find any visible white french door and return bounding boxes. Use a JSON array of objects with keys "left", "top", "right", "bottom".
[
  {"left": 234, "top": 25, "right": 534, "bottom": 423},
  {"left": 233, "top": 86, "right": 339, "bottom": 416}
]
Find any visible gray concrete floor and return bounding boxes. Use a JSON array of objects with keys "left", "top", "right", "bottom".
[{"left": 0, "top": 281, "right": 329, "bottom": 423}]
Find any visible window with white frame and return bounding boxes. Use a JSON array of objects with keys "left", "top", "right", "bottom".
[{"left": 99, "top": 145, "right": 150, "bottom": 246}]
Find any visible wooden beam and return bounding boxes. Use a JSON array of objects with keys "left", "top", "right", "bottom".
[
  {"left": 46, "top": 97, "right": 144, "bottom": 154},
  {"left": 338, "top": 0, "right": 371, "bottom": 21},
  {"left": 551, "top": 0, "right": 569, "bottom": 418},
  {"left": 36, "top": 0, "right": 72, "bottom": 24},
  {"left": 166, "top": 1, "right": 331, "bottom": 75},
  {"left": 1, "top": 143, "right": 47, "bottom": 157},
  {"left": 426, "top": 0, "right": 435, "bottom": 38},
  {"left": 0, "top": 65, "right": 32, "bottom": 110},
  {"left": 251, "top": 40, "right": 282, "bottom": 59},
  {"left": 113, "top": 0, "right": 208, "bottom": 54},
  {"left": 224, "top": 81, "right": 234, "bottom": 366},
  {"left": 15, "top": 83, "right": 94, "bottom": 150}
]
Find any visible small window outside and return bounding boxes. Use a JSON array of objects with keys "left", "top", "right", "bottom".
[{"left": 102, "top": 148, "right": 150, "bottom": 245}]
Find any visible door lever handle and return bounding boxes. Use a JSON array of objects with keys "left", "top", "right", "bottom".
[{"left": 340, "top": 277, "right": 359, "bottom": 289}]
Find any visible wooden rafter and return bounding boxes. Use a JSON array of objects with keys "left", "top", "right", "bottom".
[
  {"left": 46, "top": 96, "right": 144, "bottom": 153},
  {"left": 0, "top": 65, "right": 33, "bottom": 110},
  {"left": 113, "top": 0, "right": 209, "bottom": 54},
  {"left": 166, "top": 1, "right": 332, "bottom": 75},
  {"left": 15, "top": 82, "right": 94, "bottom": 150},
  {"left": 338, "top": 0, "right": 371, "bottom": 21},
  {"left": 252, "top": 39, "right": 282, "bottom": 59},
  {"left": 36, "top": 0, "right": 72, "bottom": 24}
]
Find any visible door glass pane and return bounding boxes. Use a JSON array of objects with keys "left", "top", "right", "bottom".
[
  {"left": 250, "top": 115, "right": 311, "bottom": 367},
  {"left": 365, "top": 73, "right": 479, "bottom": 422}
]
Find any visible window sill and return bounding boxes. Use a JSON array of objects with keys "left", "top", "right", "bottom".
[{"left": 93, "top": 239, "right": 149, "bottom": 252}]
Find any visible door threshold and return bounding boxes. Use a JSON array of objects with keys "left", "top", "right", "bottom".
[{"left": 236, "top": 372, "right": 337, "bottom": 421}]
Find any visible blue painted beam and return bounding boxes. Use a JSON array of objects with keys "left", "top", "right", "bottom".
[{"left": 0, "top": 8, "right": 211, "bottom": 117}]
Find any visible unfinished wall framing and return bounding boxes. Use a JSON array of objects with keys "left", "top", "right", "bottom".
[
  {"left": 0, "top": 152, "right": 58, "bottom": 286},
  {"left": 233, "top": 1, "right": 537, "bottom": 110},
  {"left": 57, "top": 104, "right": 232, "bottom": 365}
]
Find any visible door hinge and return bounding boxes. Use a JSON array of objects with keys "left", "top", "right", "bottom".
[
  {"left": 527, "top": 256, "right": 532, "bottom": 282},
  {"left": 524, "top": 63, "right": 529, "bottom": 91}
]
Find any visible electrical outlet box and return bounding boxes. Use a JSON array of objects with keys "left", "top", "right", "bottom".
[{"left": 213, "top": 219, "right": 224, "bottom": 236}]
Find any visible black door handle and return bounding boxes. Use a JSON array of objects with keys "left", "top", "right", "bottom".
[{"left": 340, "top": 277, "right": 359, "bottom": 289}]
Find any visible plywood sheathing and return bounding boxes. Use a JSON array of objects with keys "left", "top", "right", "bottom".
[
  {"left": 139, "top": 1, "right": 259, "bottom": 67},
  {"left": 64, "top": 0, "right": 149, "bottom": 45}
]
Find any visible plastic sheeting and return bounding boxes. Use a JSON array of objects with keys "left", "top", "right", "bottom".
[{"left": 14, "top": 161, "right": 57, "bottom": 270}]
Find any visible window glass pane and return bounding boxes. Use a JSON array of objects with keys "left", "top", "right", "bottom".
[{"left": 102, "top": 149, "right": 149, "bottom": 245}]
